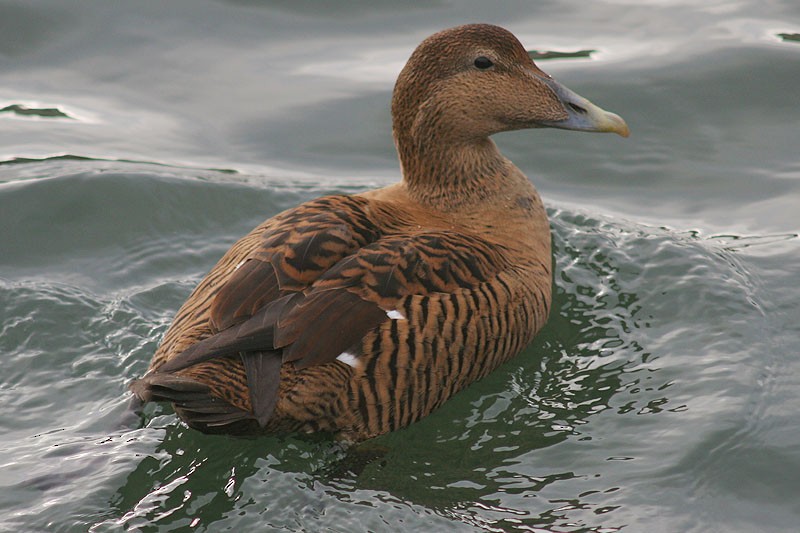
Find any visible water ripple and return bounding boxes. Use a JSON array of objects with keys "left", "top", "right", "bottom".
[{"left": 0, "top": 173, "right": 787, "bottom": 532}]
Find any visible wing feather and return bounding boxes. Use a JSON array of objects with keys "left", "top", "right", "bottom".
[{"left": 209, "top": 259, "right": 281, "bottom": 332}]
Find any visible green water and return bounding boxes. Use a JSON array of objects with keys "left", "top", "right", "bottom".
[{"left": 1, "top": 1, "right": 799, "bottom": 531}]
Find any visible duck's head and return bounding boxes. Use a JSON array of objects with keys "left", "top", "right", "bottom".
[{"left": 392, "top": 24, "right": 629, "bottom": 154}]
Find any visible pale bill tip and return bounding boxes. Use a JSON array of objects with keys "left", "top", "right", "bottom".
[{"left": 601, "top": 111, "right": 630, "bottom": 138}]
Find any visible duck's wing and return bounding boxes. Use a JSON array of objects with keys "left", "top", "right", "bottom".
[
  {"left": 153, "top": 230, "right": 507, "bottom": 373},
  {"left": 274, "top": 231, "right": 509, "bottom": 368},
  {"left": 208, "top": 196, "right": 381, "bottom": 333},
  {"left": 140, "top": 226, "right": 509, "bottom": 428}
]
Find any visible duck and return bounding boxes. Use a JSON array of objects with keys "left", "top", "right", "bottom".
[{"left": 129, "top": 23, "right": 628, "bottom": 441}]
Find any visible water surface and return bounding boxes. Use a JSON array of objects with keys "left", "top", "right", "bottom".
[{"left": 1, "top": 1, "right": 799, "bottom": 531}]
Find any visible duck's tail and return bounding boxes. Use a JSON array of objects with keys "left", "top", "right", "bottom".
[{"left": 128, "top": 350, "right": 281, "bottom": 434}]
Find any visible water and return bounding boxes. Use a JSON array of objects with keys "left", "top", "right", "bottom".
[{"left": 1, "top": 1, "right": 799, "bottom": 531}]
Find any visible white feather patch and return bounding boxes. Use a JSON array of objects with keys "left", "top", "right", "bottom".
[
  {"left": 386, "top": 309, "right": 406, "bottom": 320},
  {"left": 336, "top": 351, "right": 360, "bottom": 368}
]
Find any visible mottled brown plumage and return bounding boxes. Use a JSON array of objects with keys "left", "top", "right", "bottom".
[{"left": 129, "top": 24, "right": 628, "bottom": 440}]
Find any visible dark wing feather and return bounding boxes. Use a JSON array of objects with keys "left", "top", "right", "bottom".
[
  {"left": 154, "top": 293, "right": 298, "bottom": 374},
  {"left": 209, "top": 259, "right": 282, "bottom": 332},
  {"left": 240, "top": 351, "right": 282, "bottom": 425},
  {"left": 276, "top": 290, "right": 388, "bottom": 368}
]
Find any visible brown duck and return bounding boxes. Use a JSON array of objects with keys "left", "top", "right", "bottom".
[{"left": 129, "top": 24, "right": 628, "bottom": 441}]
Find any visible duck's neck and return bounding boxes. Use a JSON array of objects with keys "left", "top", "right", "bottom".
[{"left": 396, "top": 133, "right": 527, "bottom": 211}]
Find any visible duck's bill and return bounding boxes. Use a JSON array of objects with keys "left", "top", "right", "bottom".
[{"left": 538, "top": 76, "right": 630, "bottom": 138}]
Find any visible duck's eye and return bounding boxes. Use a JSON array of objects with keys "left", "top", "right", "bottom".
[{"left": 473, "top": 56, "right": 494, "bottom": 69}]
